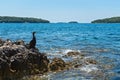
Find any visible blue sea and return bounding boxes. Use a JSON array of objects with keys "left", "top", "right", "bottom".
[{"left": 0, "top": 23, "right": 120, "bottom": 80}]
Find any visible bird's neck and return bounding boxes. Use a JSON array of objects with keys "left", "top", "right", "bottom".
[{"left": 33, "top": 34, "right": 35, "bottom": 39}]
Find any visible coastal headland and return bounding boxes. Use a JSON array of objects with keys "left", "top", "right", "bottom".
[
  {"left": 0, "top": 16, "right": 50, "bottom": 23},
  {"left": 91, "top": 17, "right": 120, "bottom": 23}
]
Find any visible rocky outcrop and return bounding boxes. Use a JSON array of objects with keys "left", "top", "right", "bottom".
[
  {"left": 0, "top": 39, "right": 50, "bottom": 80},
  {"left": 67, "top": 51, "right": 81, "bottom": 56},
  {"left": 49, "top": 58, "right": 66, "bottom": 71},
  {"left": 0, "top": 38, "right": 72, "bottom": 80}
]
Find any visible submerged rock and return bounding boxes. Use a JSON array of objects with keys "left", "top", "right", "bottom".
[
  {"left": 67, "top": 51, "right": 80, "bottom": 56},
  {"left": 66, "top": 51, "right": 84, "bottom": 57},
  {"left": 49, "top": 58, "right": 66, "bottom": 71},
  {"left": 85, "top": 58, "right": 98, "bottom": 65}
]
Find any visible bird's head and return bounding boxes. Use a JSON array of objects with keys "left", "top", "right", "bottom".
[{"left": 32, "top": 32, "right": 36, "bottom": 34}]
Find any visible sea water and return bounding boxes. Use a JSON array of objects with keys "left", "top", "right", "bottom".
[{"left": 0, "top": 23, "right": 120, "bottom": 80}]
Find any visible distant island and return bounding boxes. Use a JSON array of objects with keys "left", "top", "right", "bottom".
[
  {"left": 69, "top": 21, "right": 78, "bottom": 23},
  {"left": 0, "top": 16, "right": 50, "bottom": 23},
  {"left": 91, "top": 17, "right": 120, "bottom": 23}
]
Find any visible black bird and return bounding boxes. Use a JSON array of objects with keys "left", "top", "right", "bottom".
[{"left": 29, "top": 32, "right": 36, "bottom": 49}]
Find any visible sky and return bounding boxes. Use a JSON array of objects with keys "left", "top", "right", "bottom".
[{"left": 0, "top": 0, "right": 120, "bottom": 23}]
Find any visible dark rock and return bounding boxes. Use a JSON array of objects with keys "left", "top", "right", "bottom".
[
  {"left": 1, "top": 47, "right": 18, "bottom": 57},
  {"left": 0, "top": 39, "right": 50, "bottom": 79},
  {"left": 74, "top": 64, "right": 83, "bottom": 68},
  {"left": 67, "top": 51, "right": 80, "bottom": 56},
  {"left": 10, "top": 53, "right": 27, "bottom": 72},
  {"left": 38, "top": 54, "right": 50, "bottom": 73},
  {"left": 85, "top": 58, "right": 97, "bottom": 64},
  {"left": 0, "top": 38, "right": 5, "bottom": 47},
  {"left": 0, "top": 58, "right": 10, "bottom": 80},
  {"left": 49, "top": 58, "right": 66, "bottom": 71},
  {"left": 0, "top": 38, "right": 71, "bottom": 79}
]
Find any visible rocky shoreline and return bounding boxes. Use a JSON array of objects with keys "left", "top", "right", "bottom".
[
  {"left": 0, "top": 38, "right": 101, "bottom": 80},
  {"left": 0, "top": 38, "right": 74, "bottom": 80}
]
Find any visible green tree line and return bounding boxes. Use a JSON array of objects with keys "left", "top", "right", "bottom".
[
  {"left": 91, "top": 17, "right": 120, "bottom": 23},
  {"left": 0, "top": 16, "right": 50, "bottom": 23}
]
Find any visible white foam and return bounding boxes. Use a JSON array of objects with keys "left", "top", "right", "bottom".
[
  {"left": 80, "top": 64, "right": 98, "bottom": 73},
  {"left": 63, "top": 49, "right": 81, "bottom": 55},
  {"left": 46, "top": 52, "right": 63, "bottom": 56},
  {"left": 84, "top": 56, "right": 93, "bottom": 59},
  {"left": 64, "top": 49, "right": 73, "bottom": 54}
]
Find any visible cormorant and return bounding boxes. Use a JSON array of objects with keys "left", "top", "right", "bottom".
[{"left": 29, "top": 32, "right": 36, "bottom": 49}]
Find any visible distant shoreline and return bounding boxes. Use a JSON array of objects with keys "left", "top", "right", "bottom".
[
  {"left": 0, "top": 22, "right": 120, "bottom": 24},
  {"left": 1, "top": 16, "right": 120, "bottom": 23},
  {"left": 91, "top": 17, "right": 120, "bottom": 23},
  {"left": 0, "top": 16, "right": 50, "bottom": 23}
]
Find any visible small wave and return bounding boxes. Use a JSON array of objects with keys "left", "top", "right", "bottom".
[
  {"left": 64, "top": 49, "right": 73, "bottom": 54},
  {"left": 63, "top": 49, "right": 81, "bottom": 55},
  {"left": 46, "top": 49, "right": 81, "bottom": 56},
  {"left": 80, "top": 64, "right": 98, "bottom": 73},
  {"left": 49, "top": 69, "right": 93, "bottom": 80}
]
